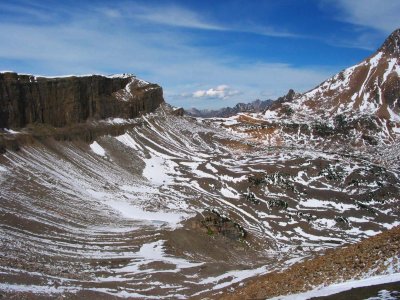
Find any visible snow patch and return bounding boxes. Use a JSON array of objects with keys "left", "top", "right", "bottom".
[
  {"left": 4, "top": 128, "right": 19, "bottom": 134},
  {"left": 393, "top": 127, "right": 400, "bottom": 134},
  {"left": 264, "top": 109, "right": 278, "bottom": 119},
  {"left": 107, "top": 200, "right": 186, "bottom": 226},
  {"left": 105, "top": 118, "right": 128, "bottom": 125},
  {"left": 143, "top": 154, "right": 177, "bottom": 185},
  {"left": 369, "top": 52, "right": 383, "bottom": 68},
  {"left": 116, "top": 133, "right": 143, "bottom": 151},
  {"left": 198, "top": 265, "right": 268, "bottom": 291},
  {"left": 383, "top": 58, "right": 397, "bottom": 83},
  {"left": 113, "top": 240, "right": 203, "bottom": 274},
  {"left": 387, "top": 107, "right": 400, "bottom": 122},
  {"left": 220, "top": 186, "right": 239, "bottom": 199},
  {"left": 221, "top": 116, "right": 239, "bottom": 126},
  {"left": 90, "top": 141, "right": 106, "bottom": 157}
]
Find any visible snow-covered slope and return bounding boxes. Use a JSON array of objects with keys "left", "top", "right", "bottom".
[
  {"left": 265, "top": 29, "right": 400, "bottom": 126},
  {"left": 1, "top": 105, "right": 400, "bottom": 298},
  {"left": 214, "top": 29, "right": 400, "bottom": 163}
]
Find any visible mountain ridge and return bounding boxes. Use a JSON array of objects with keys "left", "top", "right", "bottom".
[
  {"left": 264, "top": 28, "right": 400, "bottom": 125},
  {"left": 186, "top": 98, "right": 274, "bottom": 118}
]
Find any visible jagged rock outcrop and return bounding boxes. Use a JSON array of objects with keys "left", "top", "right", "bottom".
[
  {"left": 266, "top": 89, "right": 298, "bottom": 113},
  {"left": 172, "top": 107, "right": 185, "bottom": 116},
  {"left": 378, "top": 28, "right": 400, "bottom": 55},
  {"left": 0, "top": 72, "right": 164, "bottom": 128},
  {"left": 276, "top": 89, "right": 296, "bottom": 104}
]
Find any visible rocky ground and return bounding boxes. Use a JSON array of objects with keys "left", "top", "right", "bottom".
[
  {"left": 0, "top": 106, "right": 399, "bottom": 299},
  {"left": 217, "top": 226, "right": 400, "bottom": 300}
]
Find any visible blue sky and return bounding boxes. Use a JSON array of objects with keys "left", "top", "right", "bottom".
[{"left": 0, "top": 0, "right": 399, "bottom": 109}]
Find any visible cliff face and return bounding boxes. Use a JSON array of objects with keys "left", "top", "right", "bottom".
[{"left": 0, "top": 72, "right": 164, "bottom": 128}]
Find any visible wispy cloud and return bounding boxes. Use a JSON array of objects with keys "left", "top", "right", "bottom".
[
  {"left": 0, "top": 1, "right": 56, "bottom": 22},
  {"left": 96, "top": 3, "right": 303, "bottom": 38},
  {"left": 0, "top": 1, "right": 335, "bottom": 109},
  {"left": 326, "top": 0, "right": 400, "bottom": 33},
  {"left": 131, "top": 5, "right": 226, "bottom": 31},
  {"left": 324, "top": 32, "right": 380, "bottom": 51}
]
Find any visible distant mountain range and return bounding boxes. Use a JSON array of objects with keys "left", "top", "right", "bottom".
[{"left": 185, "top": 99, "right": 274, "bottom": 118}]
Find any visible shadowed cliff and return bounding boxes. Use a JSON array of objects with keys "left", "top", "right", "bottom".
[{"left": 0, "top": 72, "right": 164, "bottom": 128}]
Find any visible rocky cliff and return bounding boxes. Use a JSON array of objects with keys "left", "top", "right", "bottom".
[{"left": 0, "top": 72, "right": 164, "bottom": 128}]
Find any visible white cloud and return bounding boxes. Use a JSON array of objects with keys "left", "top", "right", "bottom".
[
  {"left": 192, "top": 85, "right": 240, "bottom": 99},
  {"left": 329, "top": 0, "right": 400, "bottom": 33}
]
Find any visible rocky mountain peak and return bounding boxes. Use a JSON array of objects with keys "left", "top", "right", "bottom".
[
  {"left": 264, "top": 29, "right": 400, "bottom": 126},
  {"left": 281, "top": 89, "right": 296, "bottom": 102},
  {"left": 378, "top": 28, "right": 400, "bottom": 56}
]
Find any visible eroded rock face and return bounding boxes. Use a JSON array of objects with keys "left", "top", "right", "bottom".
[{"left": 0, "top": 72, "right": 164, "bottom": 128}]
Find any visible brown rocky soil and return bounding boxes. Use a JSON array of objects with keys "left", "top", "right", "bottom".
[{"left": 218, "top": 226, "right": 400, "bottom": 300}]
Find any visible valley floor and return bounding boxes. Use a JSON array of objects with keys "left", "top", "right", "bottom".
[{"left": 1, "top": 107, "right": 399, "bottom": 299}]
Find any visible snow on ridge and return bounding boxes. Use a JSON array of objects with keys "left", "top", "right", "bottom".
[
  {"left": 134, "top": 77, "right": 150, "bottom": 87},
  {"left": 116, "top": 76, "right": 155, "bottom": 101},
  {"left": 106, "top": 73, "right": 135, "bottom": 79},
  {"left": 368, "top": 51, "right": 383, "bottom": 68},
  {"left": 0, "top": 71, "right": 152, "bottom": 84},
  {"left": 298, "top": 52, "right": 385, "bottom": 105}
]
